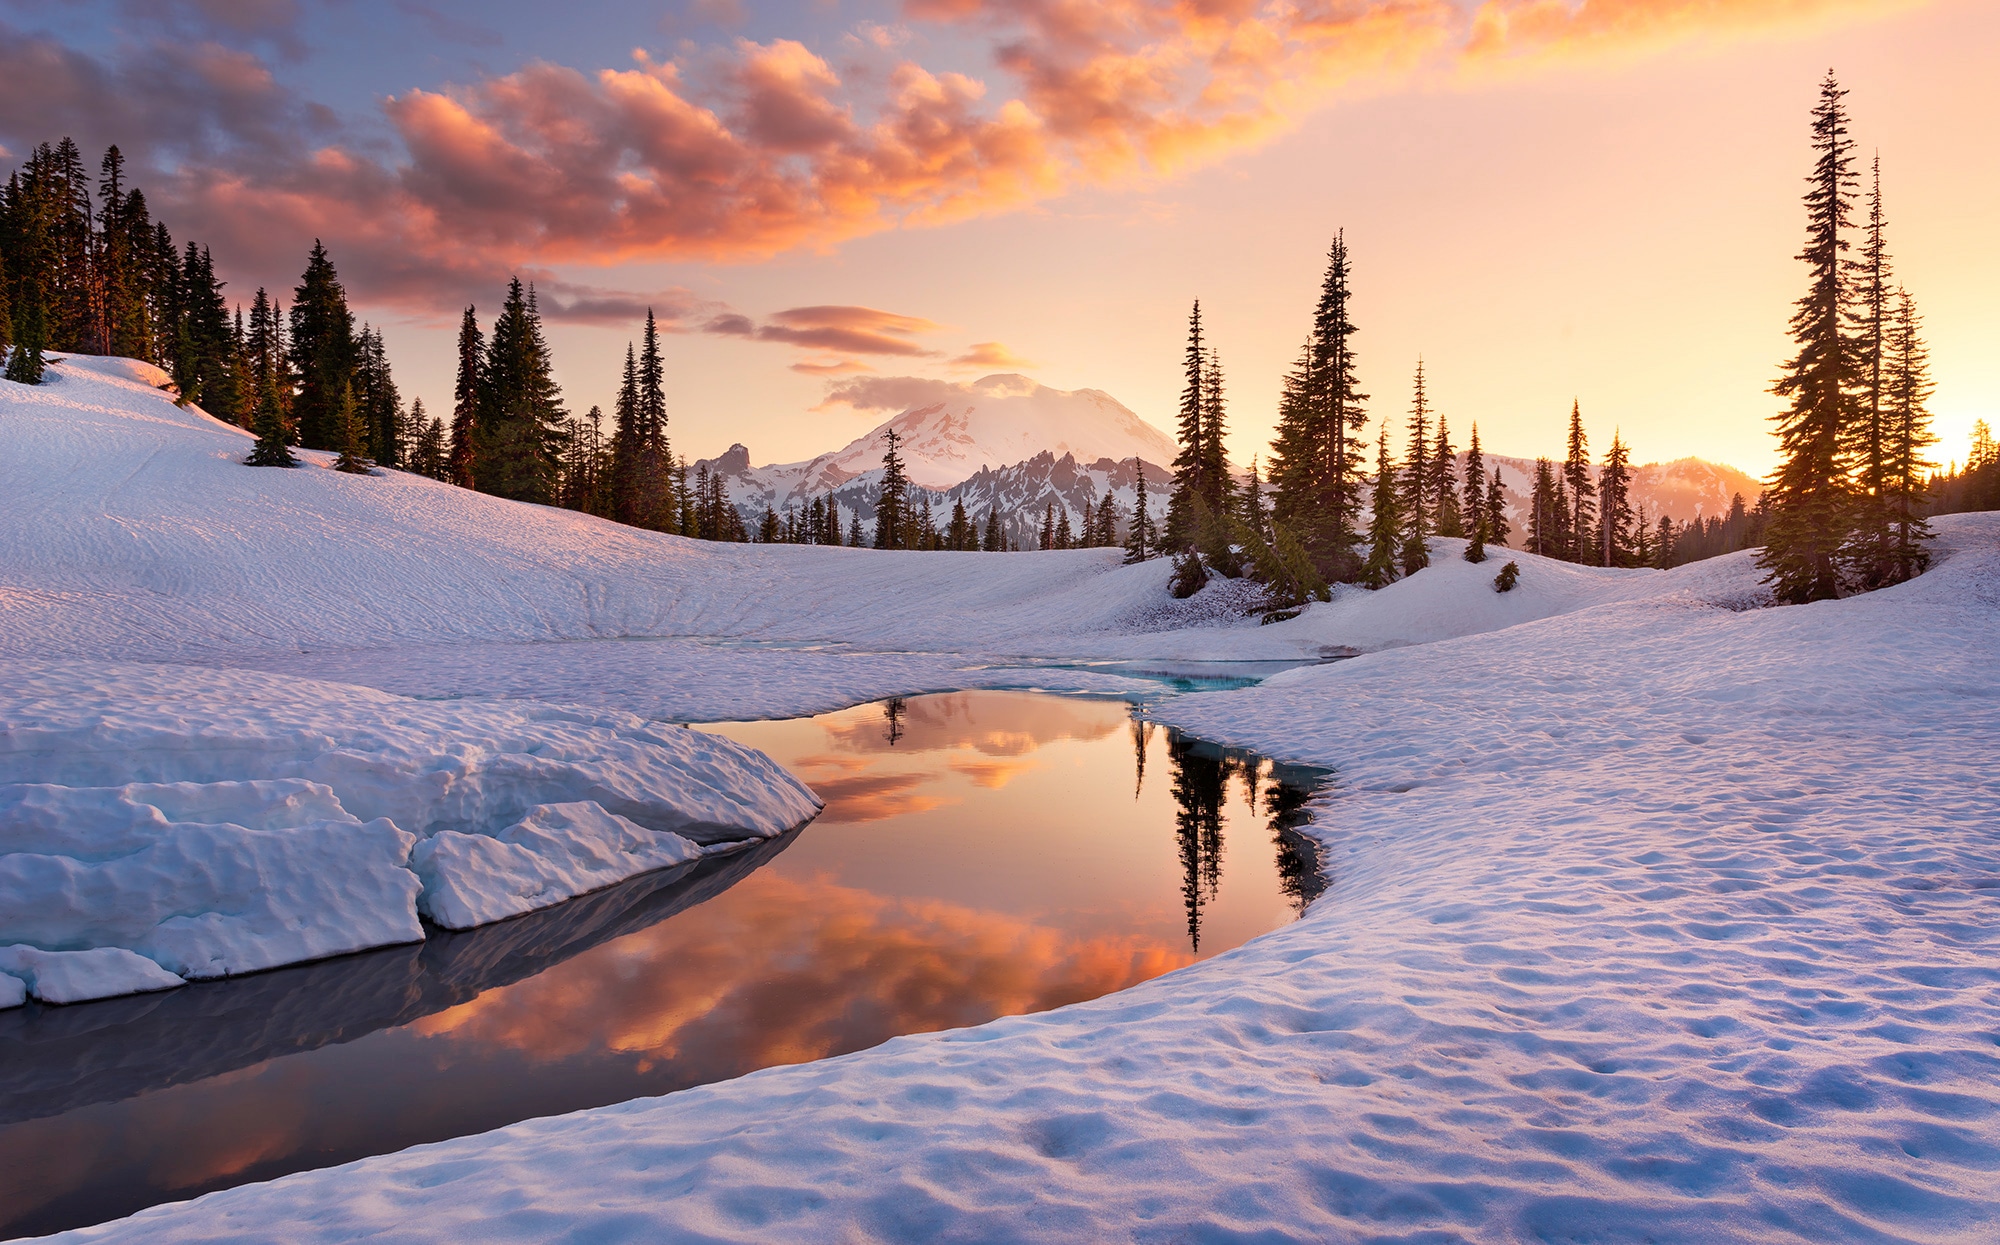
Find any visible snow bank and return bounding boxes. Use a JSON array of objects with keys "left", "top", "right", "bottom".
[
  {"left": 0, "top": 946, "right": 183, "bottom": 1006},
  {"left": 0, "top": 782, "right": 422, "bottom": 980},
  {"left": 40, "top": 517, "right": 1998, "bottom": 1239},
  {"left": 0, "top": 662, "right": 821, "bottom": 1005},
  {"left": 412, "top": 802, "right": 705, "bottom": 929}
]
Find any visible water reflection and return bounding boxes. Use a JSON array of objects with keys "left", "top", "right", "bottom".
[{"left": 0, "top": 691, "right": 1323, "bottom": 1241}]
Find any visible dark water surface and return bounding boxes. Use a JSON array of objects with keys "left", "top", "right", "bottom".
[{"left": 0, "top": 691, "right": 1323, "bottom": 1240}]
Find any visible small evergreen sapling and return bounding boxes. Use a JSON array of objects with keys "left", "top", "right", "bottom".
[
  {"left": 1169, "top": 548, "right": 1209, "bottom": 598},
  {"left": 1493, "top": 560, "right": 1520, "bottom": 593}
]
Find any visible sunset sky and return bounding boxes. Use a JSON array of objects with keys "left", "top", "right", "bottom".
[{"left": 3, "top": 0, "right": 1993, "bottom": 476}]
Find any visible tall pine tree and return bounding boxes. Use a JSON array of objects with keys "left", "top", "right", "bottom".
[
  {"left": 476, "top": 279, "right": 566, "bottom": 504},
  {"left": 447, "top": 305, "right": 482, "bottom": 488},
  {"left": 1763, "top": 72, "right": 1861, "bottom": 603},
  {"left": 875, "top": 428, "right": 908, "bottom": 549},
  {"left": 1166, "top": 301, "right": 1206, "bottom": 551},
  {"left": 1562, "top": 401, "right": 1596, "bottom": 563},
  {"left": 288, "top": 241, "right": 357, "bottom": 450}
]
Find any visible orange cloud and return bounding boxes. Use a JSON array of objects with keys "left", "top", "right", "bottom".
[
  {"left": 950, "top": 341, "right": 1037, "bottom": 371},
  {"left": 3, "top": 0, "right": 1916, "bottom": 310}
]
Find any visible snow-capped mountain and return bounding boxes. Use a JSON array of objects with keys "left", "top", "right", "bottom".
[
  {"left": 703, "top": 449, "right": 1174, "bottom": 549},
  {"left": 697, "top": 374, "right": 1178, "bottom": 513}
]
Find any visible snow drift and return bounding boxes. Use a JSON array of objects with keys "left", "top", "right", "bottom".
[{"left": 0, "top": 661, "right": 821, "bottom": 1006}]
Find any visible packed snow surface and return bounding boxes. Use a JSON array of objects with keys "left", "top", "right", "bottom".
[{"left": 6, "top": 358, "right": 1997, "bottom": 1241}]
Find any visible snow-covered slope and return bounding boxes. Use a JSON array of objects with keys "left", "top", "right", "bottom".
[
  {"left": 42, "top": 513, "right": 1999, "bottom": 1243},
  {"left": 0, "top": 355, "right": 1768, "bottom": 670}
]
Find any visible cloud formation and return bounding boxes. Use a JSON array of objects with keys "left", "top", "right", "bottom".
[
  {"left": 950, "top": 341, "right": 1035, "bottom": 371},
  {"left": 0, "top": 0, "right": 1917, "bottom": 313}
]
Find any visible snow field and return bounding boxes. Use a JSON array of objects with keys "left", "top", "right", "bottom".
[
  {"left": 36, "top": 529, "right": 2000, "bottom": 1241},
  {"left": 3, "top": 355, "right": 1768, "bottom": 674},
  {"left": 0, "top": 662, "right": 821, "bottom": 1006},
  {"left": 9, "top": 356, "right": 1998, "bottom": 1241}
]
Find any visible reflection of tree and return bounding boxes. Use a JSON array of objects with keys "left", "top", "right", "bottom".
[
  {"left": 1266, "top": 774, "right": 1326, "bottom": 913},
  {"left": 1166, "top": 732, "right": 1232, "bottom": 952},
  {"left": 1130, "top": 716, "right": 1154, "bottom": 800},
  {"left": 883, "top": 697, "right": 906, "bottom": 747}
]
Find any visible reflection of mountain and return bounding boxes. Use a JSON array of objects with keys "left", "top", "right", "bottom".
[
  {"left": 0, "top": 835, "right": 796, "bottom": 1129},
  {"left": 822, "top": 689, "right": 1127, "bottom": 756}
]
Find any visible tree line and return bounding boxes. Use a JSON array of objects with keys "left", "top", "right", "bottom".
[{"left": 1139, "top": 71, "right": 1946, "bottom": 611}]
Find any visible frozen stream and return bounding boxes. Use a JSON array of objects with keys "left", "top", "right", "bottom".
[{"left": 0, "top": 690, "right": 1324, "bottom": 1240}]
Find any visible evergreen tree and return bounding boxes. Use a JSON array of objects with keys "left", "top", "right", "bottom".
[
  {"left": 1462, "top": 424, "right": 1487, "bottom": 545},
  {"left": 476, "top": 280, "right": 566, "bottom": 504},
  {"left": 874, "top": 428, "right": 908, "bottom": 549},
  {"left": 0, "top": 249, "right": 12, "bottom": 357},
  {"left": 1562, "top": 401, "right": 1595, "bottom": 563},
  {"left": 1653, "top": 515, "right": 1677, "bottom": 569},
  {"left": 636, "top": 309, "right": 675, "bottom": 531},
  {"left": 447, "top": 305, "right": 482, "bottom": 488},
  {"left": 1846, "top": 154, "right": 1895, "bottom": 586},
  {"left": 353, "top": 326, "right": 401, "bottom": 466},
  {"left": 610, "top": 343, "right": 642, "bottom": 522},
  {"left": 3, "top": 269, "right": 46, "bottom": 383},
  {"left": 413, "top": 402, "right": 446, "bottom": 480},
  {"left": 1125, "top": 461, "right": 1158, "bottom": 562},
  {"left": 1268, "top": 234, "right": 1368, "bottom": 580},
  {"left": 1528, "top": 458, "right": 1558, "bottom": 556},
  {"left": 1399, "top": 361, "right": 1431, "bottom": 543},
  {"left": 1055, "top": 505, "right": 1075, "bottom": 550},
  {"left": 1040, "top": 500, "right": 1057, "bottom": 550},
  {"left": 1597, "top": 432, "right": 1635, "bottom": 566},
  {"left": 758, "top": 506, "right": 781, "bottom": 543},
  {"left": 948, "top": 497, "right": 973, "bottom": 550},
  {"left": 1166, "top": 300, "right": 1206, "bottom": 551},
  {"left": 1199, "top": 346, "right": 1233, "bottom": 545},
  {"left": 1431, "top": 413, "right": 1461, "bottom": 538},
  {"left": 1763, "top": 72, "right": 1861, "bottom": 603},
  {"left": 1240, "top": 456, "right": 1267, "bottom": 543},
  {"left": 1880, "top": 287, "right": 1935, "bottom": 581},
  {"left": 244, "top": 377, "right": 297, "bottom": 467},
  {"left": 331, "top": 380, "right": 371, "bottom": 474},
  {"left": 1485, "top": 468, "right": 1511, "bottom": 548},
  {"left": 849, "top": 510, "right": 865, "bottom": 547},
  {"left": 288, "top": 241, "right": 357, "bottom": 450},
  {"left": 982, "top": 507, "right": 1003, "bottom": 552},
  {"left": 1398, "top": 363, "right": 1432, "bottom": 567},
  {"left": 1362, "top": 423, "right": 1401, "bottom": 588}
]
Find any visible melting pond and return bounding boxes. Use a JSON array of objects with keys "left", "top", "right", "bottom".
[{"left": 0, "top": 690, "right": 1325, "bottom": 1240}]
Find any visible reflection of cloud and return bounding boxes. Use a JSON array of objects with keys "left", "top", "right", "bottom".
[
  {"left": 412, "top": 870, "right": 1192, "bottom": 1077},
  {"left": 790, "top": 762, "right": 951, "bottom": 823},
  {"left": 950, "top": 756, "right": 1040, "bottom": 789},
  {"left": 823, "top": 691, "right": 1127, "bottom": 756}
]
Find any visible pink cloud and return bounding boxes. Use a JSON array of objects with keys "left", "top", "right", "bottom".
[{"left": 0, "top": 0, "right": 1918, "bottom": 314}]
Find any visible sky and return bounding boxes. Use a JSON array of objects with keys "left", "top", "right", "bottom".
[{"left": 1, "top": 0, "right": 1994, "bottom": 476}]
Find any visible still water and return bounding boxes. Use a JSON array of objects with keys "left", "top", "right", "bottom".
[{"left": 0, "top": 691, "right": 1324, "bottom": 1240}]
